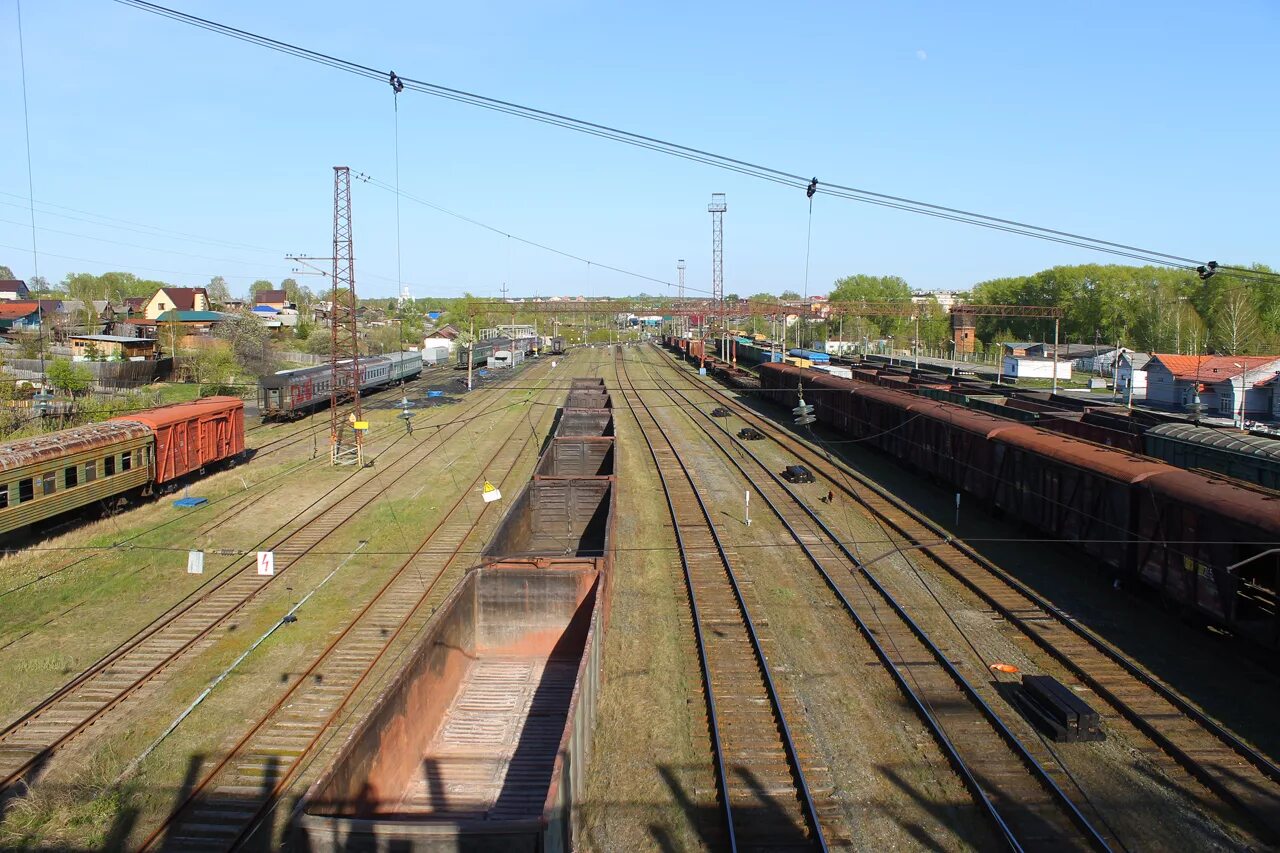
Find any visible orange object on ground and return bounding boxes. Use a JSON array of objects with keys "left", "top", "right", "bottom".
[{"left": 990, "top": 663, "right": 1020, "bottom": 674}]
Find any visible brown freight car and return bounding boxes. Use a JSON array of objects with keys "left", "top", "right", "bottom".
[
  {"left": 534, "top": 437, "right": 615, "bottom": 479},
  {"left": 113, "top": 395, "right": 245, "bottom": 483},
  {"left": 295, "top": 567, "right": 603, "bottom": 853}
]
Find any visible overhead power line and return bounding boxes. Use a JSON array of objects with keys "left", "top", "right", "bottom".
[
  {"left": 112, "top": 0, "right": 1280, "bottom": 283},
  {"left": 353, "top": 173, "right": 697, "bottom": 295}
]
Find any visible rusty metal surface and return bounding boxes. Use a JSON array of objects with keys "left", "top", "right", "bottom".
[
  {"left": 481, "top": 480, "right": 613, "bottom": 562},
  {"left": 563, "top": 390, "right": 611, "bottom": 410},
  {"left": 295, "top": 568, "right": 602, "bottom": 853},
  {"left": 533, "top": 437, "right": 615, "bottom": 478},
  {"left": 0, "top": 421, "right": 152, "bottom": 474},
  {"left": 556, "top": 409, "right": 613, "bottom": 437}
]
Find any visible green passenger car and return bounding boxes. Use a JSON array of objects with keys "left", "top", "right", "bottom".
[{"left": 0, "top": 422, "right": 154, "bottom": 536}]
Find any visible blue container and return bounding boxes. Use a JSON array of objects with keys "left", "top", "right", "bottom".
[{"left": 427, "top": 390, "right": 444, "bottom": 398}]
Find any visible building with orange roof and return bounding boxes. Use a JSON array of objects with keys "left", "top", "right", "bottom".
[{"left": 1146, "top": 353, "right": 1280, "bottom": 423}]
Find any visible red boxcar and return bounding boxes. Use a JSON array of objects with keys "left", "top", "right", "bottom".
[{"left": 114, "top": 396, "right": 245, "bottom": 484}]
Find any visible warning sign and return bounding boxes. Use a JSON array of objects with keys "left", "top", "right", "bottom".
[{"left": 257, "top": 551, "right": 275, "bottom": 576}]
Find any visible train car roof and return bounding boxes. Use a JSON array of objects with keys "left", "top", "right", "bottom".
[
  {"left": 0, "top": 421, "right": 153, "bottom": 473},
  {"left": 1147, "top": 422, "right": 1280, "bottom": 464},
  {"left": 112, "top": 396, "right": 244, "bottom": 429},
  {"left": 1144, "top": 468, "right": 1280, "bottom": 534}
]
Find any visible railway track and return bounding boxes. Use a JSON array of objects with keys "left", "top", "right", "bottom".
[
  {"left": 0, "top": 359, "right": 562, "bottom": 799},
  {"left": 139, "top": 376, "right": 565, "bottom": 851},
  {"left": 635, "top": 350, "right": 1111, "bottom": 850},
  {"left": 652, "top": 344, "right": 1280, "bottom": 845},
  {"left": 615, "top": 349, "right": 834, "bottom": 852}
]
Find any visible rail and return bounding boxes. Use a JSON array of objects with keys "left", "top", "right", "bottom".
[
  {"left": 0, "top": 359, "right": 562, "bottom": 798},
  {"left": 638, "top": 351, "right": 1110, "bottom": 850},
  {"left": 654, "top": 342, "right": 1280, "bottom": 845},
  {"left": 615, "top": 347, "right": 828, "bottom": 851}
]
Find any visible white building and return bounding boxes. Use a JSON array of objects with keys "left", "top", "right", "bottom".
[
  {"left": 1115, "top": 352, "right": 1150, "bottom": 398},
  {"left": 1001, "top": 355, "right": 1072, "bottom": 380}
]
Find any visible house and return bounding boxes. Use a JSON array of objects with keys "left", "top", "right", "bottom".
[
  {"left": 143, "top": 287, "right": 210, "bottom": 320},
  {"left": 1001, "top": 355, "right": 1072, "bottom": 380},
  {"left": 0, "top": 301, "right": 42, "bottom": 330},
  {"left": 222, "top": 298, "right": 246, "bottom": 311},
  {"left": 255, "top": 289, "right": 292, "bottom": 310},
  {"left": 122, "top": 296, "right": 147, "bottom": 315},
  {"left": 430, "top": 324, "right": 462, "bottom": 341},
  {"left": 0, "top": 280, "right": 30, "bottom": 301},
  {"left": 68, "top": 334, "right": 158, "bottom": 361},
  {"left": 1115, "top": 352, "right": 1151, "bottom": 398},
  {"left": 1145, "top": 354, "right": 1280, "bottom": 419}
]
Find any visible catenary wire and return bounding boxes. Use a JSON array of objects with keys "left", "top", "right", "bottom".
[{"left": 109, "top": 0, "right": 1280, "bottom": 281}]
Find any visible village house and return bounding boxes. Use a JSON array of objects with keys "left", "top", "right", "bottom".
[
  {"left": 1145, "top": 354, "right": 1280, "bottom": 421},
  {"left": 142, "top": 287, "right": 210, "bottom": 320},
  {"left": 0, "top": 301, "right": 41, "bottom": 331},
  {"left": 254, "top": 289, "right": 292, "bottom": 310},
  {"left": 68, "top": 334, "right": 158, "bottom": 361},
  {"left": 0, "top": 280, "right": 31, "bottom": 301}
]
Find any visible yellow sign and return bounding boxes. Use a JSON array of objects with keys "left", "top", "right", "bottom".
[
  {"left": 481, "top": 480, "right": 502, "bottom": 503},
  {"left": 353, "top": 421, "right": 369, "bottom": 431}
]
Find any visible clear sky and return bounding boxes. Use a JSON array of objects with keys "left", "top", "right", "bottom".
[{"left": 1, "top": 1, "right": 1276, "bottom": 301}]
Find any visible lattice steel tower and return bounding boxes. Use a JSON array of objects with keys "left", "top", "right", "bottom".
[
  {"left": 708, "top": 193, "right": 726, "bottom": 352},
  {"left": 676, "top": 258, "right": 687, "bottom": 337},
  {"left": 329, "top": 166, "right": 363, "bottom": 466}
]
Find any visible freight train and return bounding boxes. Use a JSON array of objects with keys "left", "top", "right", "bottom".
[
  {"left": 258, "top": 352, "right": 422, "bottom": 421},
  {"left": 757, "top": 361, "right": 1280, "bottom": 649},
  {"left": 0, "top": 396, "right": 245, "bottom": 537},
  {"left": 295, "top": 379, "right": 614, "bottom": 851}
]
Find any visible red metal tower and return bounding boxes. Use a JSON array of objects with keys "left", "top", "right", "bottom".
[{"left": 329, "top": 166, "right": 363, "bottom": 465}]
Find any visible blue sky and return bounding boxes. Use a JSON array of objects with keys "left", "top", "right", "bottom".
[{"left": 1, "top": 1, "right": 1276, "bottom": 300}]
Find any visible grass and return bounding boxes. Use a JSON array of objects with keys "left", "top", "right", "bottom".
[
  {"left": 579, "top": 352, "right": 715, "bottom": 853},
  {"left": 0, "top": 354, "right": 571, "bottom": 849}
]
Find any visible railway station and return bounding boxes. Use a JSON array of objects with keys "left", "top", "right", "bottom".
[
  {"left": 0, "top": 336, "right": 1277, "bottom": 852},
  {"left": 3, "top": 3, "right": 1279, "bottom": 851}
]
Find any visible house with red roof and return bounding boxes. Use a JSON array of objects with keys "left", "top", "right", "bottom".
[
  {"left": 142, "top": 287, "right": 209, "bottom": 321},
  {"left": 0, "top": 301, "right": 41, "bottom": 330},
  {"left": 1145, "top": 354, "right": 1280, "bottom": 421}
]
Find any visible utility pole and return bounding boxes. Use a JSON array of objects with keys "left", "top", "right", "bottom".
[
  {"left": 327, "top": 166, "right": 363, "bottom": 466},
  {"left": 709, "top": 193, "right": 726, "bottom": 365}
]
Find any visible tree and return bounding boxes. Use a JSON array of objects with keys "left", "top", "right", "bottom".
[
  {"left": 28, "top": 275, "right": 49, "bottom": 292},
  {"left": 830, "top": 274, "right": 913, "bottom": 337},
  {"left": 281, "top": 277, "right": 305, "bottom": 307},
  {"left": 725, "top": 293, "right": 740, "bottom": 303},
  {"left": 206, "top": 275, "right": 231, "bottom": 305},
  {"left": 748, "top": 292, "right": 776, "bottom": 303},
  {"left": 215, "top": 311, "right": 275, "bottom": 375},
  {"left": 780, "top": 290, "right": 802, "bottom": 301},
  {"left": 47, "top": 358, "right": 92, "bottom": 398},
  {"left": 1213, "top": 289, "right": 1260, "bottom": 355},
  {"left": 249, "top": 280, "right": 275, "bottom": 300},
  {"left": 191, "top": 343, "right": 239, "bottom": 395},
  {"left": 0, "top": 265, "right": 13, "bottom": 280}
]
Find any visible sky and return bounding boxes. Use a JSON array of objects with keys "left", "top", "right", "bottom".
[{"left": 0, "top": 1, "right": 1276, "bottom": 301}]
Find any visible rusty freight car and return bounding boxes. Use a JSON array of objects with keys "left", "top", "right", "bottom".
[
  {"left": 533, "top": 437, "right": 615, "bottom": 479},
  {"left": 294, "top": 567, "right": 604, "bottom": 853},
  {"left": 111, "top": 395, "right": 244, "bottom": 483},
  {"left": 757, "top": 360, "right": 1280, "bottom": 649},
  {"left": 0, "top": 395, "right": 246, "bottom": 537}
]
